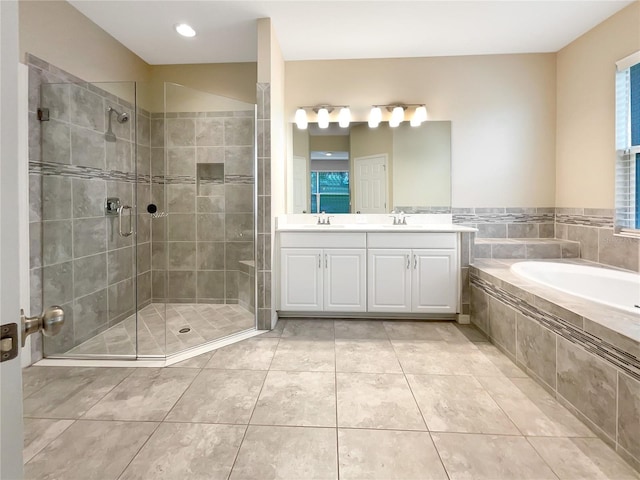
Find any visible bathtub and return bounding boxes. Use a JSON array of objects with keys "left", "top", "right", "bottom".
[{"left": 510, "top": 261, "right": 640, "bottom": 315}]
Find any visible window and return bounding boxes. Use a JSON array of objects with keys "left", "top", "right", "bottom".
[
  {"left": 310, "top": 171, "right": 350, "bottom": 214},
  {"left": 615, "top": 51, "right": 640, "bottom": 232}
]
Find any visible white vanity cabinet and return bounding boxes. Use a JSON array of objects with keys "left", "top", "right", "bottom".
[
  {"left": 367, "top": 233, "right": 458, "bottom": 314},
  {"left": 280, "top": 233, "right": 367, "bottom": 312}
]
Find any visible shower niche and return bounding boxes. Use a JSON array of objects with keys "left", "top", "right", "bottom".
[{"left": 29, "top": 60, "right": 257, "bottom": 361}]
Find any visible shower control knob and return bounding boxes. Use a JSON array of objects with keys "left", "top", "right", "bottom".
[{"left": 147, "top": 204, "right": 158, "bottom": 214}]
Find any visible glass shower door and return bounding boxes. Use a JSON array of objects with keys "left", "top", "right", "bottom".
[
  {"left": 155, "top": 82, "right": 257, "bottom": 356},
  {"left": 35, "top": 81, "right": 140, "bottom": 358}
]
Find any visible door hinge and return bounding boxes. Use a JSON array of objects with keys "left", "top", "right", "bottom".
[{"left": 37, "top": 108, "right": 50, "bottom": 122}]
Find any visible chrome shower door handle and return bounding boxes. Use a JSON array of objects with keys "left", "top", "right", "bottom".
[{"left": 117, "top": 205, "right": 133, "bottom": 237}]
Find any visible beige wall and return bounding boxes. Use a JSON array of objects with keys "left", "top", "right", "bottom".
[
  {"left": 556, "top": 2, "right": 640, "bottom": 208},
  {"left": 19, "top": 1, "right": 257, "bottom": 112},
  {"left": 309, "top": 135, "right": 350, "bottom": 152},
  {"left": 350, "top": 123, "right": 394, "bottom": 206},
  {"left": 393, "top": 121, "right": 451, "bottom": 207},
  {"left": 292, "top": 128, "right": 309, "bottom": 158},
  {"left": 149, "top": 63, "right": 257, "bottom": 111},
  {"left": 19, "top": 0, "right": 151, "bottom": 82},
  {"left": 286, "top": 53, "right": 557, "bottom": 207},
  {"left": 258, "top": 18, "right": 286, "bottom": 231}
]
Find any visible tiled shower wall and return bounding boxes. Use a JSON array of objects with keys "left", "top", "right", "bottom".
[
  {"left": 256, "top": 83, "right": 271, "bottom": 330},
  {"left": 149, "top": 110, "right": 255, "bottom": 308},
  {"left": 27, "top": 54, "right": 151, "bottom": 357}
]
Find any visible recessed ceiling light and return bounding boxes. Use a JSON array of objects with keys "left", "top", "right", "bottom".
[
  {"left": 325, "top": 152, "right": 332, "bottom": 156},
  {"left": 175, "top": 23, "right": 196, "bottom": 38}
]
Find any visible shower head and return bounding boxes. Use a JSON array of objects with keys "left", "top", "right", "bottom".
[
  {"left": 107, "top": 106, "right": 129, "bottom": 124},
  {"left": 105, "top": 106, "right": 129, "bottom": 142}
]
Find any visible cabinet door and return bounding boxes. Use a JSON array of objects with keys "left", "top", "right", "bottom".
[
  {"left": 324, "top": 249, "right": 367, "bottom": 312},
  {"left": 411, "top": 249, "right": 458, "bottom": 314},
  {"left": 281, "top": 248, "right": 323, "bottom": 311},
  {"left": 367, "top": 249, "right": 412, "bottom": 312}
]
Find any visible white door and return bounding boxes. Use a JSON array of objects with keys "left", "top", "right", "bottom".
[
  {"left": 324, "top": 249, "right": 366, "bottom": 312},
  {"left": 280, "top": 248, "right": 323, "bottom": 311},
  {"left": 1, "top": 1, "right": 25, "bottom": 478},
  {"left": 292, "top": 155, "right": 308, "bottom": 213},
  {"left": 367, "top": 249, "right": 411, "bottom": 312},
  {"left": 411, "top": 249, "right": 458, "bottom": 314},
  {"left": 354, "top": 154, "right": 387, "bottom": 213}
]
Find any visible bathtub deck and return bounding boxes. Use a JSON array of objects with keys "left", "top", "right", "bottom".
[{"left": 470, "top": 258, "right": 640, "bottom": 472}]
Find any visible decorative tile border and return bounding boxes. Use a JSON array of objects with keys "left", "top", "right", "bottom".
[
  {"left": 555, "top": 213, "right": 614, "bottom": 228},
  {"left": 29, "top": 161, "right": 253, "bottom": 186},
  {"left": 393, "top": 206, "right": 451, "bottom": 214},
  {"left": 454, "top": 212, "right": 555, "bottom": 224},
  {"left": 29, "top": 160, "right": 147, "bottom": 183},
  {"left": 471, "top": 273, "right": 640, "bottom": 381}
]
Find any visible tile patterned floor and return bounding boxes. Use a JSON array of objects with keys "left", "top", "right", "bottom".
[
  {"left": 66, "top": 303, "right": 255, "bottom": 357},
  {"left": 23, "top": 319, "right": 640, "bottom": 480}
]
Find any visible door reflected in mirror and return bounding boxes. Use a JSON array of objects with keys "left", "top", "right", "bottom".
[{"left": 288, "top": 121, "right": 451, "bottom": 214}]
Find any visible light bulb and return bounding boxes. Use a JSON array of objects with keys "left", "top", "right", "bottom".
[
  {"left": 389, "top": 106, "right": 404, "bottom": 128},
  {"left": 175, "top": 23, "right": 196, "bottom": 37},
  {"left": 295, "top": 108, "right": 308, "bottom": 129},
  {"left": 338, "top": 107, "right": 351, "bottom": 128},
  {"left": 368, "top": 107, "right": 382, "bottom": 128},
  {"left": 411, "top": 106, "right": 427, "bottom": 126},
  {"left": 317, "top": 108, "right": 330, "bottom": 129}
]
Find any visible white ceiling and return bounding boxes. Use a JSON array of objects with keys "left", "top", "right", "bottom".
[{"left": 69, "top": 1, "right": 633, "bottom": 65}]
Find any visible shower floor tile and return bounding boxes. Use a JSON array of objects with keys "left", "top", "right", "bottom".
[
  {"left": 23, "top": 320, "right": 640, "bottom": 480},
  {"left": 66, "top": 303, "right": 255, "bottom": 357}
]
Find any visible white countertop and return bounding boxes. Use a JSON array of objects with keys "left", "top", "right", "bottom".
[{"left": 276, "top": 224, "right": 477, "bottom": 233}]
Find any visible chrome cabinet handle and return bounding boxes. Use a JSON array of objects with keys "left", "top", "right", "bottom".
[
  {"left": 318, "top": 254, "right": 321, "bottom": 268},
  {"left": 406, "top": 254, "right": 410, "bottom": 269},
  {"left": 117, "top": 205, "right": 133, "bottom": 237},
  {"left": 325, "top": 254, "right": 328, "bottom": 268},
  {"left": 414, "top": 254, "right": 417, "bottom": 269}
]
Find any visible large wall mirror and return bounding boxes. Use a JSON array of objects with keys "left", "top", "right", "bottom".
[{"left": 287, "top": 121, "right": 452, "bottom": 214}]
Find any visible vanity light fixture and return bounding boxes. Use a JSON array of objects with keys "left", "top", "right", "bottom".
[
  {"left": 314, "top": 106, "right": 334, "bottom": 129},
  {"left": 368, "top": 106, "right": 382, "bottom": 128},
  {"left": 175, "top": 23, "right": 196, "bottom": 37},
  {"left": 294, "top": 105, "right": 350, "bottom": 129},
  {"left": 410, "top": 105, "right": 428, "bottom": 127},
  {"left": 295, "top": 108, "right": 308, "bottom": 129},
  {"left": 389, "top": 106, "right": 406, "bottom": 128},
  {"left": 338, "top": 107, "right": 351, "bottom": 128}
]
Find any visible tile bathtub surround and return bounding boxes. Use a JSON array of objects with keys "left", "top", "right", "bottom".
[
  {"left": 470, "top": 259, "right": 640, "bottom": 471},
  {"left": 22, "top": 320, "right": 640, "bottom": 480},
  {"left": 555, "top": 207, "right": 640, "bottom": 272},
  {"left": 27, "top": 54, "right": 151, "bottom": 357},
  {"left": 452, "top": 207, "right": 556, "bottom": 239}
]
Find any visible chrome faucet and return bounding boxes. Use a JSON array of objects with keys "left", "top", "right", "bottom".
[
  {"left": 389, "top": 211, "right": 410, "bottom": 225},
  {"left": 316, "top": 212, "right": 334, "bottom": 225}
]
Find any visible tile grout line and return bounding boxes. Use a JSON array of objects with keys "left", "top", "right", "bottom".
[
  {"left": 388, "top": 323, "right": 455, "bottom": 479},
  {"left": 114, "top": 361, "right": 205, "bottom": 479},
  {"left": 522, "top": 436, "right": 562, "bottom": 480},
  {"left": 225, "top": 324, "right": 283, "bottom": 479},
  {"left": 23, "top": 418, "right": 78, "bottom": 467}
]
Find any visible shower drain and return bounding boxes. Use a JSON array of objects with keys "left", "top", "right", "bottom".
[{"left": 178, "top": 327, "right": 191, "bottom": 334}]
